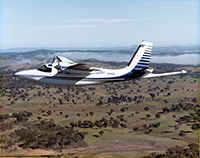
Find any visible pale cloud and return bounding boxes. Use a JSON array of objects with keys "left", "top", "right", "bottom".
[
  {"left": 59, "top": 24, "right": 106, "bottom": 28},
  {"left": 64, "top": 17, "right": 159, "bottom": 23},
  {"left": 65, "top": 18, "right": 135, "bottom": 23},
  {"left": 28, "top": 24, "right": 105, "bottom": 30},
  {"left": 26, "top": 17, "right": 159, "bottom": 31}
]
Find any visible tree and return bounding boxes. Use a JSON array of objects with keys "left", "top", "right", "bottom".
[
  {"left": 47, "top": 110, "right": 52, "bottom": 116},
  {"left": 135, "top": 111, "right": 140, "bottom": 115},
  {"left": 191, "top": 124, "right": 198, "bottom": 132},
  {"left": 133, "top": 127, "right": 139, "bottom": 132},
  {"left": 89, "top": 111, "right": 94, "bottom": 116},
  {"left": 188, "top": 143, "right": 199, "bottom": 151},
  {"left": 120, "top": 123, "right": 127, "bottom": 128},
  {"left": 179, "top": 131, "right": 186, "bottom": 136},
  {"left": 78, "top": 120, "right": 83, "bottom": 127},
  {"left": 127, "top": 97, "right": 132, "bottom": 102},
  {"left": 163, "top": 99, "right": 168, "bottom": 103},
  {"left": 192, "top": 97, "right": 197, "bottom": 103},
  {"left": 144, "top": 107, "right": 149, "bottom": 111},
  {"left": 163, "top": 107, "right": 170, "bottom": 113},
  {"left": 146, "top": 114, "right": 151, "bottom": 118},
  {"left": 110, "top": 109, "right": 115, "bottom": 113},
  {"left": 99, "top": 131, "right": 104, "bottom": 136},
  {"left": 148, "top": 128, "right": 153, "bottom": 133},
  {"left": 149, "top": 93, "right": 155, "bottom": 100},
  {"left": 120, "top": 107, "right": 128, "bottom": 112},
  {"left": 95, "top": 120, "right": 103, "bottom": 128},
  {"left": 112, "top": 123, "right": 118, "bottom": 129},
  {"left": 174, "top": 124, "right": 179, "bottom": 130},
  {"left": 70, "top": 122, "right": 77, "bottom": 128},
  {"left": 65, "top": 115, "right": 69, "bottom": 118},
  {"left": 37, "top": 116, "right": 42, "bottom": 120},
  {"left": 77, "top": 113, "right": 80, "bottom": 117},
  {"left": 155, "top": 122, "right": 160, "bottom": 128},
  {"left": 58, "top": 98, "right": 63, "bottom": 105},
  {"left": 3, "top": 113, "right": 9, "bottom": 119},
  {"left": 143, "top": 124, "right": 148, "bottom": 129},
  {"left": 16, "top": 115, "right": 28, "bottom": 122},
  {"left": 155, "top": 113, "right": 161, "bottom": 119},
  {"left": 98, "top": 100, "right": 103, "bottom": 105},
  {"left": 102, "top": 121, "right": 108, "bottom": 128}
]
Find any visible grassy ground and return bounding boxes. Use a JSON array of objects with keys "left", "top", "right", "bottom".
[{"left": 0, "top": 64, "right": 199, "bottom": 157}]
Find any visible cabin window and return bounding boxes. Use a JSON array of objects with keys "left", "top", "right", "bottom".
[{"left": 37, "top": 65, "right": 52, "bottom": 72}]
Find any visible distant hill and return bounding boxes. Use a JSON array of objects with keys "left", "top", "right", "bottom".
[
  {"left": 1, "top": 45, "right": 199, "bottom": 54},
  {"left": 0, "top": 46, "right": 130, "bottom": 53},
  {"left": 0, "top": 49, "right": 59, "bottom": 59},
  {"left": 0, "top": 45, "right": 199, "bottom": 66}
]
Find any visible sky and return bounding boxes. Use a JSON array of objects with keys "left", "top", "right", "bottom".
[{"left": 0, "top": 0, "right": 199, "bottom": 49}]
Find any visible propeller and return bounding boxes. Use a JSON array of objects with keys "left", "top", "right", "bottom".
[
  {"left": 52, "top": 56, "right": 56, "bottom": 63},
  {"left": 54, "top": 56, "right": 63, "bottom": 71},
  {"left": 56, "top": 56, "right": 62, "bottom": 62}
]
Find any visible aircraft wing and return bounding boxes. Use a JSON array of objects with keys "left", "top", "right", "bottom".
[
  {"left": 54, "top": 56, "right": 92, "bottom": 74},
  {"left": 55, "top": 56, "right": 77, "bottom": 67}
]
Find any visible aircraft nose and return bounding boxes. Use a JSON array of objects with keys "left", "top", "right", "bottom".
[
  {"left": 14, "top": 72, "right": 20, "bottom": 76},
  {"left": 14, "top": 71, "right": 26, "bottom": 79},
  {"left": 14, "top": 69, "right": 42, "bottom": 81},
  {"left": 14, "top": 70, "right": 33, "bottom": 80}
]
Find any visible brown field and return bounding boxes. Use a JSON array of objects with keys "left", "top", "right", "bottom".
[{"left": 0, "top": 61, "right": 199, "bottom": 158}]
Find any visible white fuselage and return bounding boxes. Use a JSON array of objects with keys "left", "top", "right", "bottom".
[{"left": 14, "top": 66, "right": 139, "bottom": 86}]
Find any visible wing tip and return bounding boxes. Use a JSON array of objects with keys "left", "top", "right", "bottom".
[{"left": 181, "top": 70, "right": 187, "bottom": 74}]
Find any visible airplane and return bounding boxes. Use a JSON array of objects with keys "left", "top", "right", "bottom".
[{"left": 14, "top": 41, "right": 187, "bottom": 86}]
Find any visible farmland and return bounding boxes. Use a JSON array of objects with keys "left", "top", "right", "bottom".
[{"left": 0, "top": 61, "right": 199, "bottom": 157}]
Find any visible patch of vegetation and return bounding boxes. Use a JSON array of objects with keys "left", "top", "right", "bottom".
[
  {"left": 12, "top": 119, "right": 87, "bottom": 150},
  {"left": 143, "top": 143, "right": 199, "bottom": 158}
]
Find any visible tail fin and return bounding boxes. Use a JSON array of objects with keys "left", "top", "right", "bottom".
[{"left": 127, "top": 41, "right": 153, "bottom": 71}]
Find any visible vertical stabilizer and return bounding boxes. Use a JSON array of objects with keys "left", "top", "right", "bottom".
[{"left": 127, "top": 41, "right": 153, "bottom": 71}]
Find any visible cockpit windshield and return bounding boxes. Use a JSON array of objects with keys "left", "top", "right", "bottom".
[{"left": 37, "top": 65, "right": 52, "bottom": 72}]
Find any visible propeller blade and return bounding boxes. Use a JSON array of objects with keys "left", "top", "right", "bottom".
[
  {"left": 52, "top": 56, "right": 56, "bottom": 63},
  {"left": 56, "top": 56, "right": 62, "bottom": 62}
]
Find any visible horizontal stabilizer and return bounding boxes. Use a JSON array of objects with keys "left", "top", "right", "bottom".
[{"left": 143, "top": 70, "right": 187, "bottom": 78}]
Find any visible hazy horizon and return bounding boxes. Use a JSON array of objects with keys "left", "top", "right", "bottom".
[{"left": 1, "top": 43, "right": 199, "bottom": 53}]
